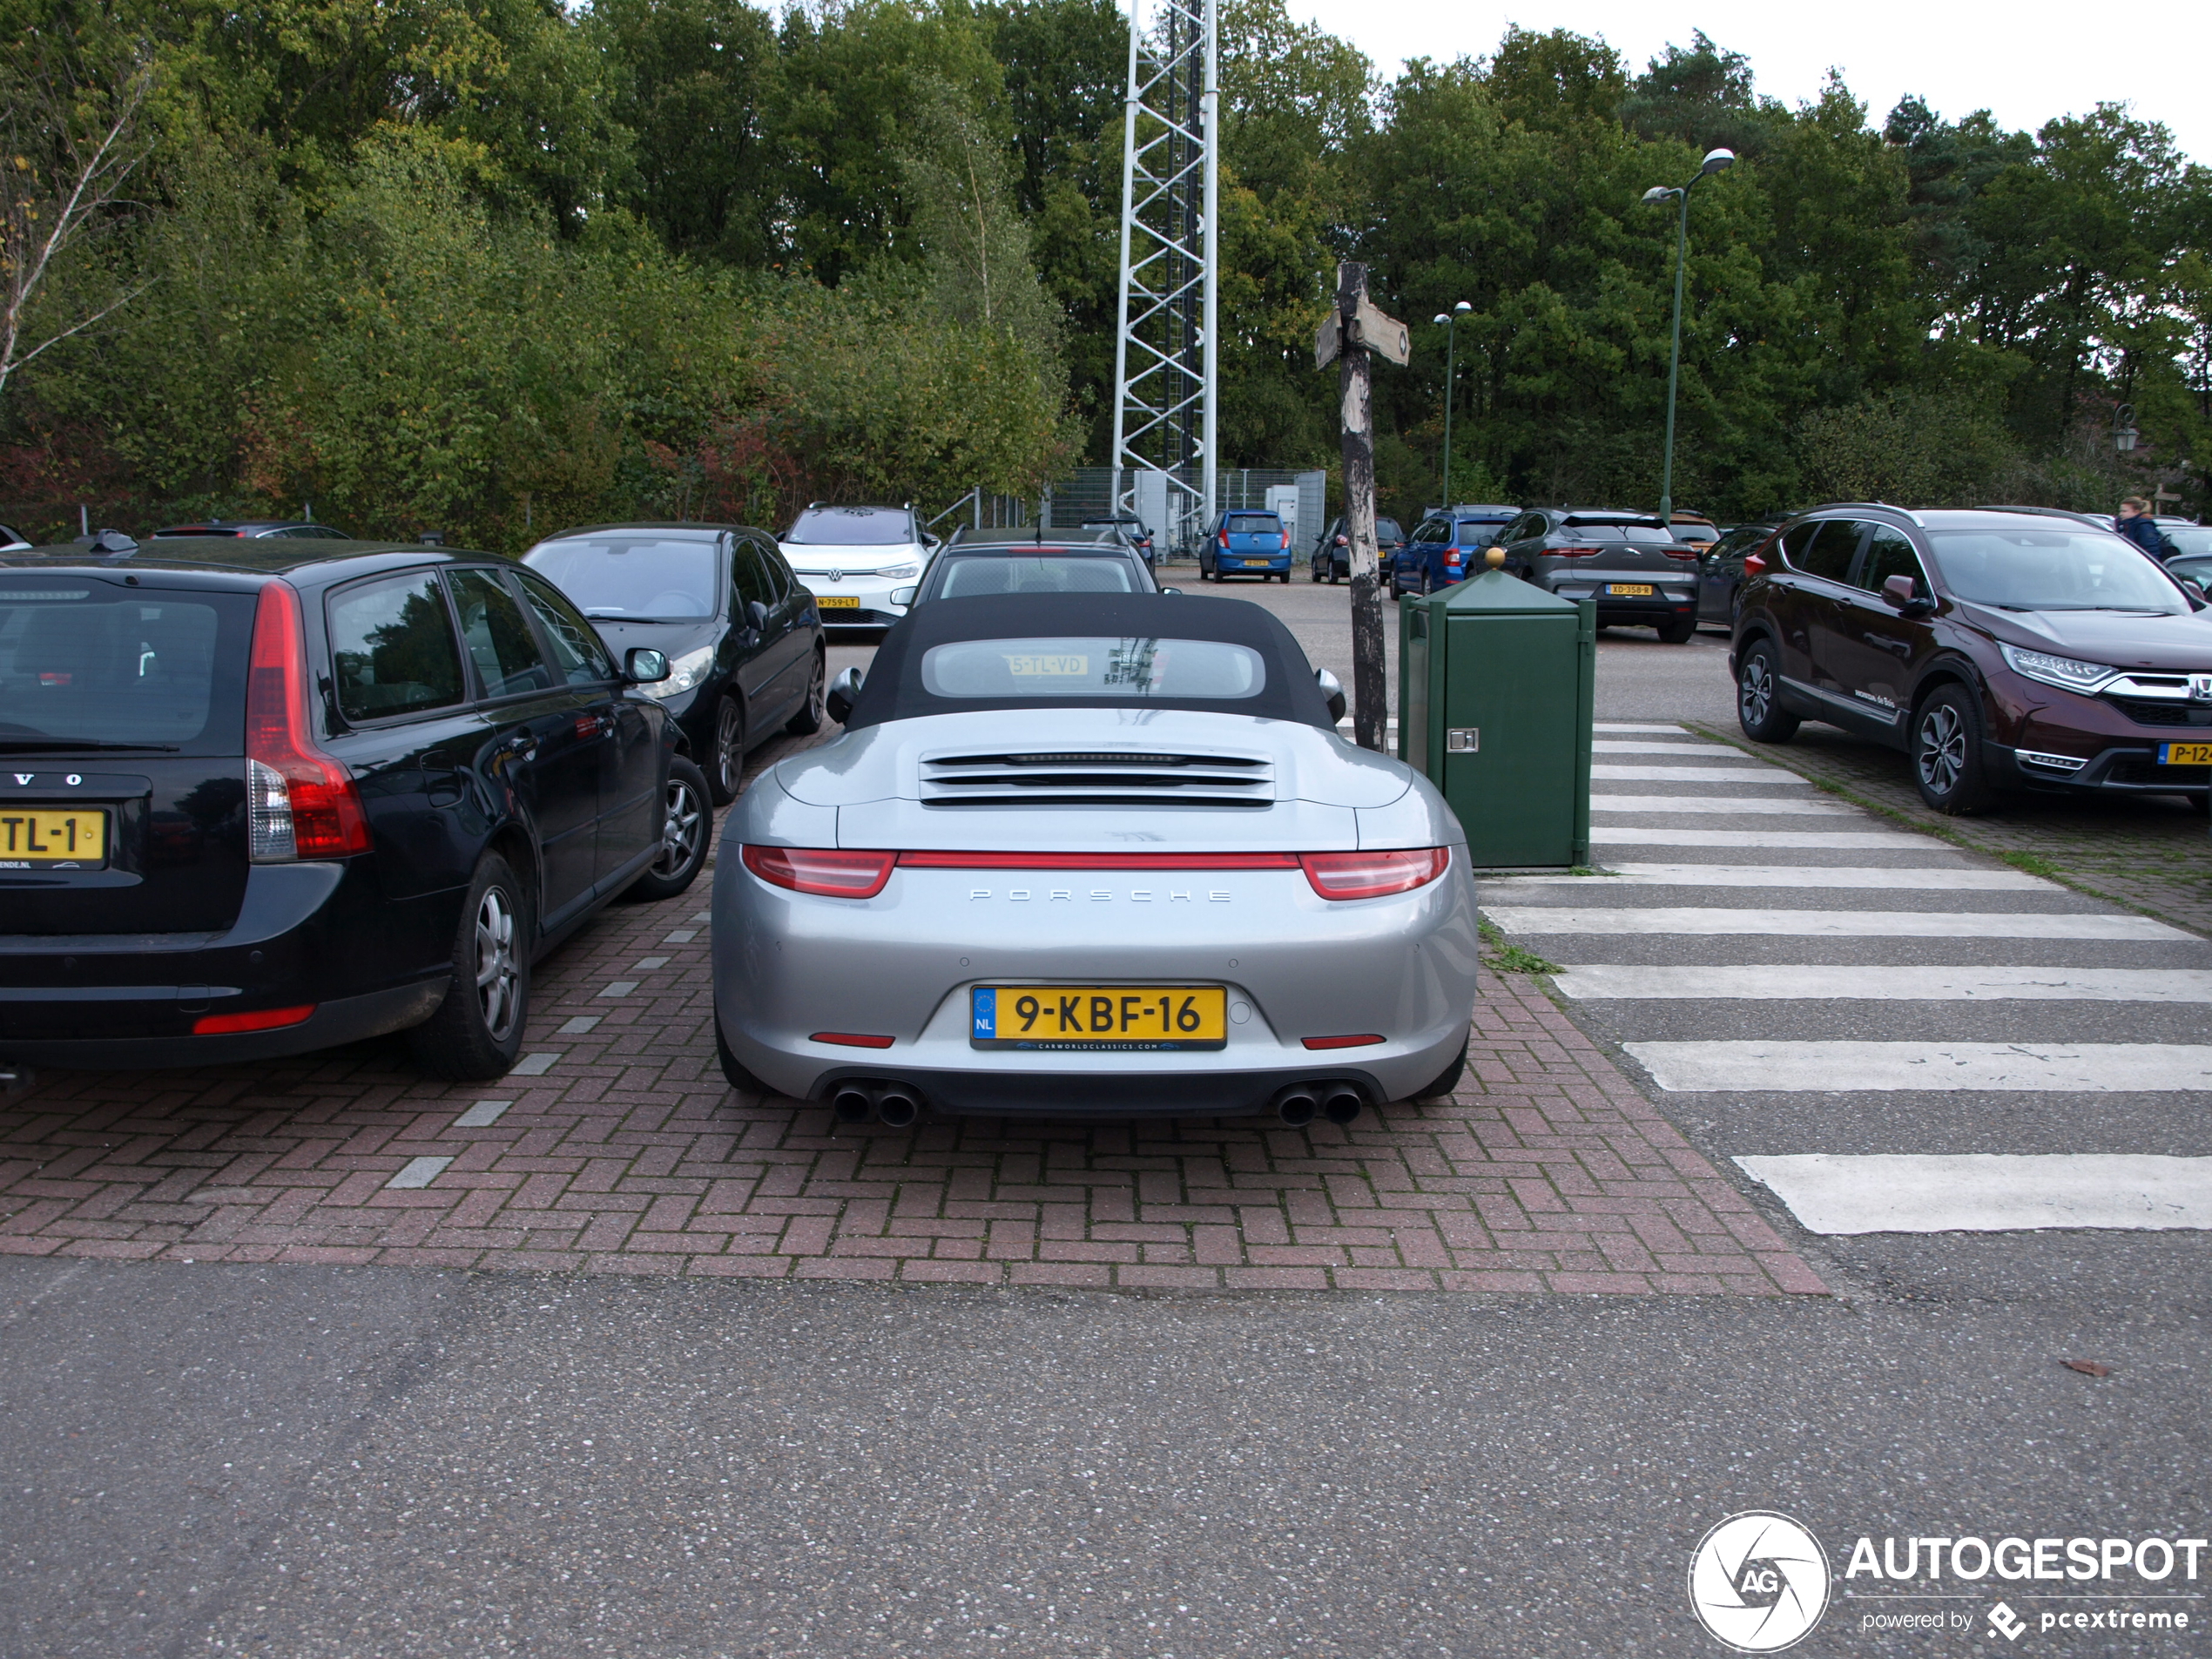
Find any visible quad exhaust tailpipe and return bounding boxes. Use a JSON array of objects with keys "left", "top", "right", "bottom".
[
  {"left": 1273, "top": 1086, "right": 1318, "bottom": 1127},
  {"left": 829, "top": 1082, "right": 925, "bottom": 1128},
  {"left": 1322, "top": 1086, "right": 1365, "bottom": 1126}
]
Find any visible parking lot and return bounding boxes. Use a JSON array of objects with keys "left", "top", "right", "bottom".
[{"left": 4, "top": 578, "right": 2208, "bottom": 1656}]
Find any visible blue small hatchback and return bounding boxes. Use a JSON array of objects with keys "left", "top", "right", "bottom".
[
  {"left": 1390, "top": 506, "right": 1520, "bottom": 598},
  {"left": 1199, "top": 510, "right": 1291, "bottom": 583}
]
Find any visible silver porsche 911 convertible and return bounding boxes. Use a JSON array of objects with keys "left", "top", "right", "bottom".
[{"left": 710, "top": 591, "right": 1480, "bottom": 1125}]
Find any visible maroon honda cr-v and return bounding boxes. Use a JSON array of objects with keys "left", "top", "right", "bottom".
[{"left": 1730, "top": 505, "right": 2212, "bottom": 813}]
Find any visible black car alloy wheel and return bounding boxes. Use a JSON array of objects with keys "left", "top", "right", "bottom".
[
  {"left": 786, "top": 649, "right": 826, "bottom": 735},
  {"left": 1735, "top": 640, "right": 1799, "bottom": 743},
  {"left": 625, "top": 756, "right": 715, "bottom": 902},
  {"left": 407, "top": 852, "right": 532, "bottom": 1081},
  {"left": 711, "top": 697, "right": 744, "bottom": 804},
  {"left": 1912, "top": 685, "right": 1993, "bottom": 814}
]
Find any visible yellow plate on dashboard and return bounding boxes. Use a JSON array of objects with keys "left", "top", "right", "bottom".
[
  {"left": 970, "top": 986, "right": 1227, "bottom": 1050},
  {"left": 0, "top": 807, "right": 107, "bottom": 868},
  {"left": 817, "top": 595, "right": 860, "bottom": 609},
  {"left": 2159, "top": 741, "right": 2212, "bottom": 765},
  {"left": 1607, "top": 583, "right": 1656, "bottom": 596}
]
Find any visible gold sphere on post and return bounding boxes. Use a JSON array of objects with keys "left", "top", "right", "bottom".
[{"left": 1485, "top": 546, "right": 1506, "bottom": 569}]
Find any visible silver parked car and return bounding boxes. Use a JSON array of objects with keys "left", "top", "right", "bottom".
[
  {"left": 711, "top": 592, "right": 1481, "bottom": 1125},
  {"left": 1494, "top": 507, "right": 1705, "bottom": 641}
]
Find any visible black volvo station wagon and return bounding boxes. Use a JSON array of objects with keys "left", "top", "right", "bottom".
[{"left": 0, "top": 535, "right": 711, "bottom": 1084}]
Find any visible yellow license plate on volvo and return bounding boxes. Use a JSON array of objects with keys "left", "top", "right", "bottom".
[
  {"left": 0, "top": 808, "right": 107, "bottom": 868},
  {"left": 817, "top": 595, "right": 860, "bottom": 609},
  {"left": 2159, "top": 741, "right": 2212, "bottom": 766},
  {"left": 970, "top": 986, "right": 1227, "bottom": 1050}
]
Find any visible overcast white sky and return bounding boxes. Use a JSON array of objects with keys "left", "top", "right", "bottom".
[{"left": 1279, "top": 0, "right": 2211, "bottom": 161}]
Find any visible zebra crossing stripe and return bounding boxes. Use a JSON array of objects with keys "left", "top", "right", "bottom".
[
  {"left": 1591, "top": 765, "right": 1810, "bottom": 784},
  {"left": 1590, "top": 827, "right": 1942, "bottom": 848},
  {"left": 1494, "top": 865, "right": 2049, "bottom": 891},
  {"left": 1591, "top": 740, "right": 1743, "bottom": 756},
  {"left": 1625, "top": 1040, "right": 2212, "bottom": 1093},
  {"left": 1480, "top": 907, "right": 2188, "bottom": 940},
  {"left": 1736, "top": 1153, "right": 2212, "bottom": 1234},
  {"left": 1591, "top": 793, "right": 1858, "bottom": 815},
  {"left": 1554, "top": 965, "right": 2212, "bottom": 1002},
  {"left": 1593, "top": 723, "right": 1689, "bottom": 733}
]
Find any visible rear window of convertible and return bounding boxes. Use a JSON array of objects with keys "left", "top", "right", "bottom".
[{"left": 921, "top": 637, "right": 1265, "bottom": 699}]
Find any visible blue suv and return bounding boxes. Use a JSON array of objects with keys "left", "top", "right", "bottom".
[
  {"left": 1389, "top": 506, "right": 1521, "bottom": 598},
  {"left": 1200, "top": 509, "right": 1291, "bottom": 583}
]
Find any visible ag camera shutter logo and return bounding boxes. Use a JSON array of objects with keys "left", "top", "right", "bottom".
[{"left": 1689, "top": 1511, "right": 1831, "bottom": 1651}]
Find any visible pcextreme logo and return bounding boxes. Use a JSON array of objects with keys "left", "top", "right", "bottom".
[{"left": 1689, "top": 1511, "right": 1833, "bottom": 1652}]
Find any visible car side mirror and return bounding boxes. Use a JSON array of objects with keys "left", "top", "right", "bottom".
[
  {"left": 746, "top": 598, "right": 771, "bottom": 633},
  {"left": 1159, "top": 584, "right": 1182, "bottom": 596},
  {"left": 889, "top": 585, "right": 916, "bottom": 607},
  {"left": 826, "top": 666, "right": 864, "bottom": 725},
  {"left": 1881, "top": 574, "right": 1932, "bottom": 613},
  {"left": 1315, "top": 667, "right": 1346, "bottom": 723},
  {"left": 624, "top": 647, "right": 670, "bottom": 684}
]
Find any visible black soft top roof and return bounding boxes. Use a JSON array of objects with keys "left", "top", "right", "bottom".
[{"left": 844, "top": 592, "right": 1333, "bottom": 731}]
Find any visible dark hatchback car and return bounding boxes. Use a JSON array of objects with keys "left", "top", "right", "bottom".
[
  {"left": 1079, "top": 516, "right": 1157, "bottom": 570},
  {"left": 1731, "top": 505, "right": 2212, "bottom": 814},
  {"left": 1494, "top": 507, "right": 1703, "bottom": 640},
  {"left": 1695, "top": 522, "right": 1781, "bottom": 631},
  {"left": 0, "top": 536, "right": 711, "bottom": 1084},
  {"left": 1310, "top": 516, "right": 1403, "bottom": 583},
  {"left": 521, "top": 523, "right": 824, "bottom": 806},
  {"left": 153, "top": 519, "right": 351, "bottom": 540},
  {"left": 898, "top": 534, "right": 1161, "bottom": 605},
  {"left": 1389, "top": 506, "right": 1520, "bottom": 597}
]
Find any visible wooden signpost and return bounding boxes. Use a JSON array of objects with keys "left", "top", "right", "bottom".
[{"left": 1315, "top": 261, "right": 1408, "bottom": 752}]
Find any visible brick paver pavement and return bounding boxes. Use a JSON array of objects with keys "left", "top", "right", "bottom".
[{"left": 0, "top": 739, "right": 1823, "bottom": 1297}]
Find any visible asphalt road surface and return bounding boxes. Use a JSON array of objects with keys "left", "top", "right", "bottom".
[{"left": 5, "top": 579, "right": 2205, "bottom": 1659}]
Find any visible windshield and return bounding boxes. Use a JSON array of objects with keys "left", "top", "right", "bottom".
[
  {"left": 0, "top": 582, "right": 251, "bottom": 751},
  {"left": 1453, "top": 518, "right": 1509, "bottom": 543},
  {"left": 2164, "top": 527, "right": 2212, "bottom": 559},
  {"left": 523, "top": 536, "right": 720, "bottom": 621},
  {"left": 1925, "top": 530, "right": 2186, "bottom": 612},
  {"left": 1224, "top": 515, "right": 1279, "bottom": 535},
  {"left": 938, "top": 556, "right": 1139, "bottom": 598},
  {"left": 921, "top": 637, "right": 1265, "bottom": 700},
  {"left": 786, "top": 508, "right": 914, "bottom": 547},
  {"left": 1560, "top": 523, "right": 1676, "bottom": 543}
]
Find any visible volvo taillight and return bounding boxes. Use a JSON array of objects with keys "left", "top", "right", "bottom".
[
  {"left": 245, "top": 581, "right": 370, "bottom": 862},
  {"left": 1299, "top": 847, "right": 1450, "bottom": 900}
]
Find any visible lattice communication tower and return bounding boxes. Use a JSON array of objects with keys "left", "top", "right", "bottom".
[{"left": 1109, "top": 0, "right": 1217, "bottom": 551}]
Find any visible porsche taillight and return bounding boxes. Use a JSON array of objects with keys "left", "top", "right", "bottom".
[
  {"left": 1299, "top": 847, "right": 1450, "bottom": 900},
  {"left": 245, "top": 581, "right": 370, "bottom": 862},
  {"left": 741, "top": 845, "right": 897, "bottom": 898}
]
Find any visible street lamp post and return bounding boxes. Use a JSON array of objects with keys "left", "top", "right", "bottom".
[
  {"left": 1432, "top": 300, "right": 1472, "bottom": 510},
  {"left": 1642, "top": 148, "right": 1733, "bottom": 526}
]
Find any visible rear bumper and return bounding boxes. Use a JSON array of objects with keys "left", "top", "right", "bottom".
[
  {"left": 0, "top": 978, "right": 447, "bottom": 1069},
  {"left": 799, "top": 1054, "right": 1452, "bottom": 1119}
]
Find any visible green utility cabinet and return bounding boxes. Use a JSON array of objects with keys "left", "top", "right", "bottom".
[{"left": 1398, "top": 563, "right": 1595, "bottom": 868}]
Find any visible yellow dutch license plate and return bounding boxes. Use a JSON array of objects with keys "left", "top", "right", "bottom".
[
  {"left": 0, "top": 807, "right": 108, "bottom": 868},
  {"left": 1607, "top": 583, "right": 1656, "bottom": 597},
  {"left": 970, "top": 985, "right": 1227, "bottom": 1050},
  {"left": 2159, "top": 741, "right": 2212, "bottom": 765},
  {"left": 817, "top": 595, "right": 860, "bottom": 609}
]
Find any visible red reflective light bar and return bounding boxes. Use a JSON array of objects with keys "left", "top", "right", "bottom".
[
  {"left": 193, "top": 1004, "right": 316, "bottom": 1035},
  {"left": 811, "top": 1032, "right": 894, "bottom": 1049},
  {"left": 897, "top": 851, "right": 1300, "bottom": 871},
  {"left": 1743, "top": 553, "right": 1767, "bottom": 575},
  {"left": 1302, "top": 1034, "right": 1384, "bottom": 1049},
  {"left": 1661, "top": 545, "right": 1700, "bottom": 559},
  {"left": 1299, "top": 847, "right": 1451, "bottom": 900},
  {"left": 742, "top": 845, "right": 896, "bottom": 898}
]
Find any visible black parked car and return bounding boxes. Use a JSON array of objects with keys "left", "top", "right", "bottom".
[
  {"left": 522, "top": 523, "right": 825, "bottom": 806},
  {"left": 152, "top": 519, "right": 352, "bottom": 540},
  {"left": 0, "top": 536, "right": 711, "bottom": 1082},
  {"left": 1494, "top": 507, "right": 1703, "bottom": 641},
  {"left": 1079, "top": 516, "right": 1157, "bottom": 570},
  {"left": 1310, "top": 516, "right": 1403, "bottom": 583},
  {"left": 1695, "top": 523, "right": 1781, "bottom": 631}
]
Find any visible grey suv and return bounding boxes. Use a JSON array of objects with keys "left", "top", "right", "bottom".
[{"left": 1494, "top": 508, "right": 1703, "bottom": 642}]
